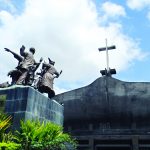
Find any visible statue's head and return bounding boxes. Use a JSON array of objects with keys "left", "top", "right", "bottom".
[
  {"left": 29, "top": 47, "right": 35, "bottom": 54},
  {"left": 20, "top": 45, "right": 25, "bottom": 51},
  {"left": 48, "top": 58, "right": 55, "bottom": 65}
]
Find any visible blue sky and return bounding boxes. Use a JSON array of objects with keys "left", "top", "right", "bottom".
[{"left": 0, "top": 0, "right": 150, "bottom": 93}]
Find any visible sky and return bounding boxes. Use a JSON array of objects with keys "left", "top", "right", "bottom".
[{"left": 0, "top": 0, "right": 150, "bottom": 94}]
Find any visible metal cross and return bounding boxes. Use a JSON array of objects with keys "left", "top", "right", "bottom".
[{"left": 98, "top": 39, "right": 116, "bottom": 76}]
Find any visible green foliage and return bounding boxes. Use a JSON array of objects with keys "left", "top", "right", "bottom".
[
  {"left": 0, "top": 113, "right": 12, "bottom": 142},
  {"left": 0, "top": 113, "right": 77, "bottom": 150},
  {"left": 15, "top": 120, "right": 77, "bottom": 150},
  {"left": 0, "top": 113, "right": 21, "bottom": 150},
  {"left": 0, "top": 142, "right": 21, "bottom": 150}
]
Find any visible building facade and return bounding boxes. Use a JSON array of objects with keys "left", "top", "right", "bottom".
[{"left": 55, "top": 76, "right": 150, "bottom": 150}]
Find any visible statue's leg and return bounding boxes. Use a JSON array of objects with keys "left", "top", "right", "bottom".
[
  {"left": 8, "top": 69, "right": 22, "bottom": 85},
  {"left": 48, "top": 90, "right": 55, "bottom": 99},
  {"left": 25, "top": 72, "right": 34, "bottom": 86},
  {"left": 16, "top": 71, "right": 28, "bottom": 85}
]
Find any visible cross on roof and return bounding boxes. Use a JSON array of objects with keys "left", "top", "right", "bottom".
[{"left": 98, "top": 39, "right": 116, "bottom": 76}]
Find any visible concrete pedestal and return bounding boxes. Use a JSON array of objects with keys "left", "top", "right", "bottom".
[{"left": 0, "top": 85, "right": 63, "bottom": 130}]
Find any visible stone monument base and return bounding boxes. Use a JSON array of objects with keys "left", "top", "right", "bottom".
[{"left": 0, "top": 85, "right": 63, "bottom": 130}]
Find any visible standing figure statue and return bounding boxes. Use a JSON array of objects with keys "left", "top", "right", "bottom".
[
  {"left": 37, "top": 58, "right": 62, "bottom": 99},
  {"left": 16, "top": 45, "right": 36, "bottom": 85},
  {"left": 4, "top": 45, "right": 42, "bottom": 86},
  {"left": 25, "top": 56, "right": 43, "bottom": 86}
]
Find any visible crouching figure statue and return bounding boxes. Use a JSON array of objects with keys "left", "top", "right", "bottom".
[{"left": 35, "top": 58, "right": 62, "bottom": 99}]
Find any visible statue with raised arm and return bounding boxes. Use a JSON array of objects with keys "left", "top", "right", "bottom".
[
  {"left": 4, "top": 47, "right": 23, "bottom": 63},
  {"left": 37, "top": 58, "right": 62, "bottom": 99},
  {"left": 16, "top": 45, "right": 43, "bottom": 86},
  {"left": 4, "top": 45, "right": 42, "bottom": 86},
  {"left": 4, "top": 47, "right": 24, "bottom": 85},
  {"left": 15, "top": 45, "right": 35, "bottom": 85}
]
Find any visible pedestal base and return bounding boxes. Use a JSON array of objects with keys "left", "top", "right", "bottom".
[{"left": 0, "top": 85, "right": 63, "bottom": 130}]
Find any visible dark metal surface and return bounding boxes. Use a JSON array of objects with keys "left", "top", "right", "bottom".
[
  {"left": 55, "top": 76, "right": 150, "bottom": 149},
  {"left": 55, "top": 77, "right": 150, "bottom": 131}
]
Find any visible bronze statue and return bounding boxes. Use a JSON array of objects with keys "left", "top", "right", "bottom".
[
  {"left": 4, "top": 47, "right": 23, "bottom": 85},
  {"left": 1, "top": 45, "right": 61, "bottom": 100},
  {"left": 4, "top": 45, "right": 42, "bottom": 86},
  {"left": 36, "top": 58, "right": 62, "bottom": 98},
  {"left": 16, "top": 46, "right": 36, "bottom": 84},
  {"left": 24, "top": 57, "right": 43, "bottom": 86},
  {"left": 0, "top": 82, "right": 9, "bottom": 88}
]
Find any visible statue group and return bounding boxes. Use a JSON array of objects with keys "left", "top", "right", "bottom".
[{"left": 0, "top": 45, "right": 62, "bottom": 99}]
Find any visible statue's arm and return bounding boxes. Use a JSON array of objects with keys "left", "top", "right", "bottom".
[
  {"left": 20, "top": 45, "right": 26, "bottom": 57},
  {"left": 4, "top": 48, "right": 23, "bottom": 62},
  {"left": 33, "top": 57, "right": 43, "bottom": 71},
  {"left": 54, "top": 69, "right": 62, "bottom": 78}
]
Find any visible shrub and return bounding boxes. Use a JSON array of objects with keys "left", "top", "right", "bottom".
[
  {"left": 0, "top": 113, "right": 12, "bottom": 141},
  {"left": 15, "top": 120, "right": 77, "bottom": 150},
  {"left": 0, "top": 142, "right": 21, "bottom": 150},
  {"left": 0, "top": 113, "right": 21, "bottom": 150}
]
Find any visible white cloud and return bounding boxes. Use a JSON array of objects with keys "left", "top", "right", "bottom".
[
  {"left": 0, "top": 0, "right": 17, "bottom": 13},
  {"left": 126, "top": 0, "right": 150, "bottom": 20},
  {"left": 127, "top": 0, "right": 150, "bottom": 10},
  {"left": 99, "top": 1, "right": 126, "bottom": 23},
  {"left": 0, "top": 0, "right": 146, "bottom": 93},
  {"left": 147, "top": 11, "right": 150, "bottom": 19}
]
